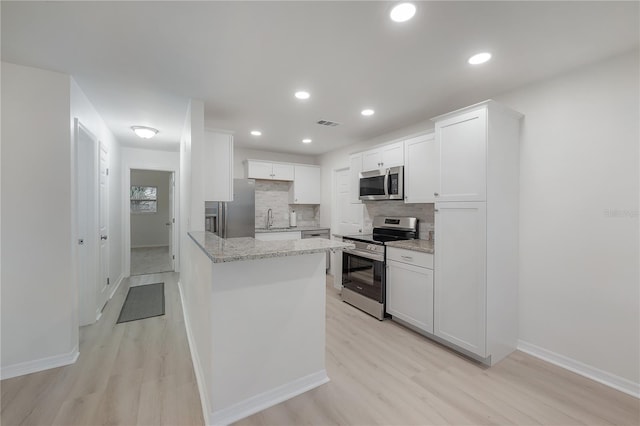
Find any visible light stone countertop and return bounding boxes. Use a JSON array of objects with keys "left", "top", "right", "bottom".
[
  {"left": 189, "top": 231, "right": 353, "bottom": 263},
  {"left": 254, "top": 226, "right": 330, "bottom": 233},
  {"left": 385, "top": 239, "right": 435, "bottom": 254}
]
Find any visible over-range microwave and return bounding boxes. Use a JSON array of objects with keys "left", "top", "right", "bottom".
[{"left": 359, "top": 166, "right": 404, "bottom": 201}]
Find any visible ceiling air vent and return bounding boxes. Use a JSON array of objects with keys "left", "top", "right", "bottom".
[{"left": 316, "top": 119, "right": 340, "bottom": 127}]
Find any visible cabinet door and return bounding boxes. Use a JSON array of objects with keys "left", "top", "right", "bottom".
[
  {"left": 434, "top": 202, "right": 487, "bottom": 357},
  {"left": 361, "top": 149, "right": 382, "bottom": 172},
  {"left": 272, "top": 163, "right": 294, "bottom": 181},
  {"left": 404, "top": 134, "right": 438, "bottom": 203},
  {"left": 290, "top": 165, "right": 320, "bottom": 204},
  {"left": 247, "top": 160, "right": 274, "bottom": 180},
  {"left": 380, "top": 141, "right": 404, "bottom": 168},
  {"left": 204, "top": 132, "right": 234, "bottom": 202},
  {"left": 436, "top": 107, "right": 487, "bottom": 202},
  {"left": 349, "top": 154, "right": 363, "bottom": 204},
  {"left": 386, "top": 260, "right": 434, "bottom": 333}
]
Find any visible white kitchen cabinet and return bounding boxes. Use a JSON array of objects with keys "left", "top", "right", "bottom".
[
  {"left": 431, "top": 100, "right": 522, "bottom": 366},
  {"left": 247, "top": 160, "right": 294, "bottom": 181},
  {"left": 434, "top": 202, "right": 487, "bottom": 356},
  {"left": 289, "top": 164, "right": 321, "bottom": 204},
  {"left": 386, "top": 247, "right": 434, "bottom": 334},
  {"left": 349, "top": 153, "right": 362, "bottom": 204},
  {"left": 403, "top": 133, "right": 438, "bottom": 203},
  {"left": 204, "top": 131, "right": 234, "bottom": 202},
  {"left": 434, "top": 107, "right": 487, "bottom": 202},
  {"left": 254, "top": 231, "right": 301, "bottom": 241},
  {"left": 361, "top": 141, "right": 404, "bottom": 172}
]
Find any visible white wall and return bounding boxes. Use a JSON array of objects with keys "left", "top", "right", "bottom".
[
  {"left": 1, "top": 63, "right": 76, "bottom": 375},
  {"left": 234, "top": 147, "right": 318, "bottom": 179},
  {"left": 122, "top": 147, "right": 180, "bottom": 275},
  {"left": 130, "top": 170, "right": 172, "bottom": 248},
  {"left": 494, "top": 50, "right": 639, "bottom": 388},
  {"left": 70, "top": 78, "right": 124, "bottom": 301}
]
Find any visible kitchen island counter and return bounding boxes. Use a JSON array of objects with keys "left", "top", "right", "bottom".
[
  {"left": 188, "top": 231, "right": 351, "bottom": 263},
  {"left": 254, "top": 225, "right": 330, "bottom": 233},
  {"left": 182, "top": 231, "right": 352, "bottom": 425}
]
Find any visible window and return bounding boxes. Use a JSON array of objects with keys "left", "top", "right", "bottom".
[{"left": 130, "top": 186, "right": 157, "bottom": 213}]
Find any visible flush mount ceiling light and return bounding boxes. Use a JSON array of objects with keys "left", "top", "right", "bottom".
[
  {"left": 468, "top": 52, "right": 492, "bottom": 65},
  {"left": 131, "top": 126, "right": 158, "bottom": 139},
  {"left": 302, "top": 138, "right": 312, "bottom": 144},
  {"left": 390, "top": 3, "right": 416, "bottom": 22},
  {"left": 250, "top": 130, "right": 262, "bottom": 136},
  {"left": 294, "top": 91, "right": 310, "bottom": 100},
  {"left": 361, "top": 109, "right": 375, "bottom": 116}
]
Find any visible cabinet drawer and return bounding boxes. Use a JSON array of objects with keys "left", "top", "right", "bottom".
[{"left": 386, "top": 247, "right": 433, "bottom": 269}]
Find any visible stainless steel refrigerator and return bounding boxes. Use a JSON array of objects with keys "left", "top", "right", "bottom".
[{"left": 207, "top": 179, "right": 255, "bottom": 238}]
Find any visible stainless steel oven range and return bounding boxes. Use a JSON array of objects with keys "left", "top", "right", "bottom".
[{"left": 341, "top": 216, "right": 418, "bottom": 320}]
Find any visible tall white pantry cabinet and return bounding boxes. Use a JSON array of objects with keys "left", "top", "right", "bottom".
[{"left": 432, "top": 100, "right": 523, "bottom": 365}]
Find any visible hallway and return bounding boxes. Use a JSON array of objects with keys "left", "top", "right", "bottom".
[
  {"left": 0, "top": 272, "right": 203, "bottom": 426},
  {"left": 130, "top": 246, "right": 173, "bottom": 276}
]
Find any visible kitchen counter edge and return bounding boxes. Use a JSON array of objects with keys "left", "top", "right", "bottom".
[
  {"left": 188, "top": 231, "right": 353, "bottom": 263},
  {"left": 385, "top": 239, "right": 435, "bottom": 254}
]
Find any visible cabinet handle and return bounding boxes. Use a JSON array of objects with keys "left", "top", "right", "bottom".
[
  {"left": 434, "top": 209, "right": 439, "bottom": 213},
  {"left": 434, "top": 192, "right": 439, "bottom": 197},
  {"left": 401, "top": 255, "right": 413, "bottom": 261},
  {"left": 404, "top": 196, "right": 408, "bottom": 200}
]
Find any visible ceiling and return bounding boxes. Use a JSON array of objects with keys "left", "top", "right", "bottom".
[{"left": 2, "top": 1, "right": 638, "bottom": 154}]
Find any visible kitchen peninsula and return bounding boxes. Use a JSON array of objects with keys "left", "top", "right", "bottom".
[{"left": 180, "top": 231, "right": 353, "bottom": 425}]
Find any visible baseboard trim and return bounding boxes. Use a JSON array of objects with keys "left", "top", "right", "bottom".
[
  {"left": 210, "top": 370, "right": 330, "bottom": 426},
  {"left": 0, "top": 344, "right": 79, "bottom": 380},
  {"left": 178, "top": 281, "right": 213, "bottom": 426},
  {"left": 108, "top": 273, "right": 125, "bottom": 301},
  {"left": 517, "top": 340, "right": 639, "bottom": 398}
]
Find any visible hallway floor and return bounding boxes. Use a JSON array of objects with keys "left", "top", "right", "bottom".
[
  {"left": 0, "top": 272, "right": 203, "bottom": 426},
  {"left": 130, "top": 246, "right": 173, "bottom": 276}
]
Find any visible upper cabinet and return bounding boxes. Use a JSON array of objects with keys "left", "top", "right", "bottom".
[
  {"left": 434, "top": 107, "right": 487, "bottom": 202},
  {"left": 349, "top": 153, "right": 363, "bottom": 204},
  {"left": 289, "top": 164, "right": 321, "bottom": 204},
  {"left": 404, "top": 133, "right": 438, "bottom": 204},
  {"left": 204, "top": 131, "right": 234, "bottom": 202},
  {"left": 247, "top": 160, "right": 294, "bottom": 181},
  {"left": 361, "top": 141, "right": 404, "bottom": 172}
]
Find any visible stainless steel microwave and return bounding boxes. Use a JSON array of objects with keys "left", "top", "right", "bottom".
[{"left": 359, "top": 166, "right": 404, "bottom": 201}]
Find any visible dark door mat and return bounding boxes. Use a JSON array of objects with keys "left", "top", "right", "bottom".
[{"left": 117, "top": 282, "right": 165, "bottom": 324}]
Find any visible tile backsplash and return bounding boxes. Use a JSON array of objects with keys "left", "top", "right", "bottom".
[
  {"left": 255, "top": 180, "right": 319, "bottom": 228},
  {"left": 363, "top": 201, "right": 434, "bottom": 240}
]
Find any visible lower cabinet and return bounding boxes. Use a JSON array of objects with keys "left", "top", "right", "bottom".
[
  {"left": 386, "top": 248, "right": 434, "bottom": 334},
  {"left": 254, "top": 231, "right": 301, "bottom": 241}
]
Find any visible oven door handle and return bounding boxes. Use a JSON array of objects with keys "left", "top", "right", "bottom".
[
  {"left": 383, "top": 170, "right": 390, "bottom": 197},
  {"left": 344, "top": 248, "right": 384, "bottom": 262}
]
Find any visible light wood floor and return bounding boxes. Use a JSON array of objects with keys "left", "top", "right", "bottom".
[
  {"left": 2, "top": 275, "right": 638, "bottom": 426},
  {"left": 130, "top": 246, "right": 173, "bottom": 276},
  {"left": 1, "top": 272, "right": 203, "bottom": 426}
]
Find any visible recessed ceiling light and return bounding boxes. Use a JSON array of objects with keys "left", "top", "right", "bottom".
[
  {"left": 361, "top": 109, "right": 375, "bottom": 116},
  {"left": 302, "top": 138, "right": 312, "bottom": 144},
  {"left": 390, "top": 3, "right": 416, "bottom": 22},
  {"left": 294, "top": 91, "right": 310, "bottom": 100},
  {"left": 250, "top": 130, "right": 262, "bottom": 136},
  {"left": 131, "top": 126, "right": 158, "bottom": 139},
  {"left": 468, "top": 52, "right": 492, "bottom": 65}
]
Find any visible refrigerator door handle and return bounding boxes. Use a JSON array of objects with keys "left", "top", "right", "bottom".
[{"left": 223, "top": 202, "right": 228, "bottom": 239}]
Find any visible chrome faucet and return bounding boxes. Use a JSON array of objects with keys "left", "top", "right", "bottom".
[{"left": 266, "top": 208, "right": 273, "bottom": 229}]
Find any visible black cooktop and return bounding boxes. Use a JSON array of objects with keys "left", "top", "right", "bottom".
[{"left": 343, "top": 231, "right": 416, "bottom": 245}]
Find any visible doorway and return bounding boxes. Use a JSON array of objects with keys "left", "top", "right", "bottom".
[
  {"left": 130, "top": 169, "right": 175, "bottom": 275},
  {"left": 75, "top": 119, "right": 111, "bottom": 326}
]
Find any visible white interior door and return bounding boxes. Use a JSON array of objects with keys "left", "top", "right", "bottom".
[
  {"left": 336, "top": 168, "right": 363, "bottom": 235},
  {"left": 75, "top": 120, "right": 97, "bottom": 326},
  {"left": 97, "top": 142, "right": 110, "bottom": 315},
  {"left": 169, "top": 172, "right": 175, "bottom": 270}
]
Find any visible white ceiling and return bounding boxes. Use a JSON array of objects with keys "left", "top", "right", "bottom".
[{"left": 2, "top": 1, "right": 638, "bottom": 154}]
